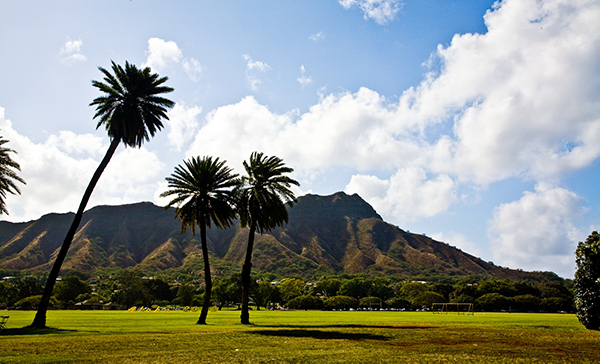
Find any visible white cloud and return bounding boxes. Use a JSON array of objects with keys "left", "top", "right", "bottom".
[
  {"left": 488, "top": 183, "right": 585, "bottom": 277},
  {"left": 402, "top": 0, "right": 600, "bottom": 184},
  {"left": 60, "top": 38, "right": 86, "bottom": 65},
  {"left": 309, "top": 32, "right": 325, "bottom": 42},
  {"left": 143, "top": 38, "right": 183, "bottom": 73},
  {"left": 345, "top": 168, "right": 457, "bottom": 223},
  {"left": 166, "top": 103, "right": 202, "bottom": 151},
  {"left": 243, "top": 54, "right": 271, "bottom": 91},
  {"left": 0, "top": 107, "right": 164, "bottom": 222},
  {"left": 143, "top": 38, "right": 202, "bottom": 81},
  {"left": 339, "top": 0, "right": 402, "bottom": 25},
  {"left": 431, "top": 231, "right": 484, "bottom": 258},
  {"left": 297, "top": 65, "right": 313, "bottom": 87}
]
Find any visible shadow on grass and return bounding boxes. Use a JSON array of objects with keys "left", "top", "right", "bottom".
[
  {"left": 249, "top": 329, "right": 391, "bottom": 341},
  {"left": 247, "top": 325, "right": 437, "bottom": 341},
  {"left": 0, "top": 327, "right": 79, "bottom": 336},
  {"left": 255, "top": 324, "right": 438, "bottom": 330}
]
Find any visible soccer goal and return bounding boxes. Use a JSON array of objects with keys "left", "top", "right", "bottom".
[{"left": 432, "top": 303, "right": 474, "bottom": 315}]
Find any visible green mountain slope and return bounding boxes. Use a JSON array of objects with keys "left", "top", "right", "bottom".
[{"left": 0, "top": 192, "right": 556, "bottom": 280}]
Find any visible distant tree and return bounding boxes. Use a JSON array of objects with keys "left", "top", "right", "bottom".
[
  {"left": 175, "top": 284, "right": 196, "bottom": 307},
  {"left": 511, "top": 294, "right": 541, "bottom": 312},
  {"left": 0, "top": 132, "right": 25, "bottom": 215},
  {"left": 286, "top": 295, "right": 323, "bottom": 310},
  {"left": 413, "top": 292, "right": 445, "bottom": 309},
  {"left": 113, "top": 270, "right": 150, "bottom": 307},
  {"left": 339, "top": 278, "right": 370, "bottom": 299},
  {"left": 399, "top": 282, "right": 429, "bottom": 301},
  {"left": 323, "top": 296, "right": 358, "bottom": 310},
  {"left": 386, "top": 297, "right": 411, "bottom": 310},
  {"left": 359, "top": 296, "right": 383, "bottom": 309},
  {"left": 252, "top": 280, "right": 276, "bottom": 310},
  {"left": 32, "top": 61, "right": 174, "bottom": 328},
  {"left": 237, "top": 152, "right": 299, "bottom": 324},
  {"left": 54, "top": 276, "right": 92, "bottom": 307},
  {"left": 575, "top": 231, "right": 600, "bottom": 329},
  {"left": 161, "top": 156, "right": 239, "bottom": 324},
  {"left": 144, "top": 278, "right": 173, "bottom": 304},
  {"left": 476, "top": 293, "right": 509, "bottom": 311},
  {"left": 212, "top": 274, "right": 243, "bottom": 309},
  {"left": 430, "top": 283, "right": 454, "bottom": 301},
  {"left": 314, "top": 278, "right": 343, "bottom": 298},
  {"left": 477, "top": 280, "right": 517, "bottom": 297},
  {"left": 279, "top": 278, "right": 305, "bottom": 303}
]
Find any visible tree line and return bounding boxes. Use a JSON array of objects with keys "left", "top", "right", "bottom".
[{"left": 0, "top": 272, "right": 575, "bottom": 314}]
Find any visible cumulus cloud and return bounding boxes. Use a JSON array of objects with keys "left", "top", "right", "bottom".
[
  {"left": 297, "top": 65, "right": 313, "bottom": 88},
  {"left": 0, "top": 107, "right": 164, "bottom": 222},
  {"left": 345, "top": 168, "right": 457, "bottom": 223},
  {"left": 60, "top": 38, "right": 86, "bottom": 65},
  {"left": 488, "top": 183, "right": 585, "bottom": 277},
  {"left": 243, "top": 54, "right": 271, "bottom": 91},
  {"left": 339, "top": 0, "right": 402, "bottom": 25},
  {"left": 166, "top": 103, "right": 202, "bottom": 151},
  {"left": 143, "top": 38, "right": 203, "bottom": 81},
  {"left": 403, "top": 0, "right": 600, "bottom": 184}
]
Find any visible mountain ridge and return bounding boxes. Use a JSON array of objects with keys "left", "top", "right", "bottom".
[{"left": 0, "top": 192, "right": 559, "bottom": 281}]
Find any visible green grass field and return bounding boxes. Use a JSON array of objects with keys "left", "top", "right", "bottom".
[{"left": 1, "top": 309, "right": 598, "bottom": 363}]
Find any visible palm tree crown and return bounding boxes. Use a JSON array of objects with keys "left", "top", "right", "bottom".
[
  {"left": 90, "top": 60, "right": 174, "bottom": 148},
  {"left": 161, "top": 156, "right": 241, "bottom": 233},
  {"left": 0, "top": 134, "right": 25, "bottom": 215},
  {"left": 238, "top": 152, "right": 300, "bottom": 231}
]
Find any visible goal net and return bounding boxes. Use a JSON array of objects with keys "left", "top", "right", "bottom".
[{"left": 432, "top": 303, "right": 474, "bottom": 315}]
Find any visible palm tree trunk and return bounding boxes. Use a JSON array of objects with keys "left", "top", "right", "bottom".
[
  {"left": 240, "top": 220, "right": 256, "bottom": 325},
  {"left": 197, "top": 219, "right": 212, "bottom": 325},
  {"left": 30, "top": 138, "right": 120, "bottom": 328}
]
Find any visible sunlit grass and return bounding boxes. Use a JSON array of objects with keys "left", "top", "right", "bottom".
[{"left": 1, "top": 309, "right": 598, "bottom": 363}]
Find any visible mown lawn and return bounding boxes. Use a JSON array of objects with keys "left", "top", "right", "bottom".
[{"left": 0, "top": 309, "right": 598, "bottom": 363}]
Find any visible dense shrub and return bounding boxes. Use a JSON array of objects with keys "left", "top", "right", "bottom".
[
  {"left": 14, "top": 295, "right": 59, "bottom": 310},
  {"left": 286, "top": 295, "right": 323, "bottom": 310},
  {"left": 575, "top": 231, "right": 600, "bottom": 329},
  {"left": 323, "top": 296, "right": 358, "bottom": 310}
]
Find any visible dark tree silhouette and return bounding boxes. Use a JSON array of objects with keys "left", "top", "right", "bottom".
[
  {"left": 237, "top": 152, "right": 299, "bottom": 324},
  {"left": 31, "top": 61, "right": 174, "bottom": 328},
  {"left": 161, "top": 156, "right": 240, "bottom": 324},
  {"left": 0, "top": 132, "right": 25, "bottom": 215},
  {"left": 575, "top": 231, "right": 600, "bottom": 330}
]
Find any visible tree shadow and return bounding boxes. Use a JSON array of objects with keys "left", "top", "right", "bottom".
[
  {"left": 0, "top": 327, "right": 80, "bottom": 336},
  {"left": 247, "top": 324, "right": 438, "bottom": 341},
  {"left": 249, "top": 329, "right": 390, "bottom": 341},
  {"left": 255, "top": 324, "right": 438, "bottom": 330}
]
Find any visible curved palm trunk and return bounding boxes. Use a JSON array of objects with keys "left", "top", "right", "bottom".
[
  {"left": 240, "top": 220, "right": 257, "bottom": 325},
  {"left": 197, "top": 220, "right": 212, "bottom": 325},
  {"left": 30, "top": 138, "right": 120, "bottom": 328}
]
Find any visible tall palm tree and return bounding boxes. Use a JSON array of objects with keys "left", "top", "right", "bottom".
[
  {"left": 31, "top": 61, "right": 174, "bottom": 328},
  {"left": 238, "top": 152, "right": 299, "bottom": 324},
  {"left": 0, "top": 133, "right": 25, "bottom": 215},
  {"left": 161, "top": 156, "right": 240, "bottom": 324}
]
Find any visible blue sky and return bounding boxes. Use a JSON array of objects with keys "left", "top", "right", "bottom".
[{"left": 1, "top": 0, "right": 599, "bottom": 278}]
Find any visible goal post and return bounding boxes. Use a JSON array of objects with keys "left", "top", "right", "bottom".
[{"left": 432, "top": 303, "right": 474, "bottom": 315}]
